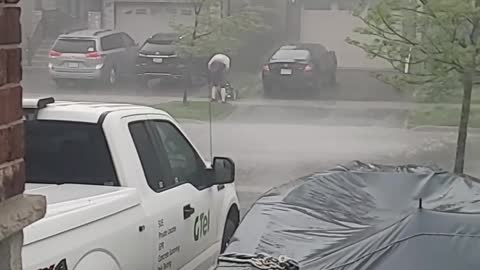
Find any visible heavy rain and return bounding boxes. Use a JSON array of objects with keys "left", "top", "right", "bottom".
[{"left": 2, "top": 0, "right": 480, "bottom": 269}]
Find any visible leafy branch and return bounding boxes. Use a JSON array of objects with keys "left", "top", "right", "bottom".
[{"left": 348, "top": 0, "right": 480, "bottom": 174}]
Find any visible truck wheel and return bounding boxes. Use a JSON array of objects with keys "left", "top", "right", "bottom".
[{"left": 221, "top": 217, "right": 239, "bottom": 253}]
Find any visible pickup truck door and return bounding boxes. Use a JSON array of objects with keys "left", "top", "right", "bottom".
[
  {"left": 127, "top": 119, "right": 187, "bottom": 270},
  {"left": 147, "top": 119, "right": 219, "bottom": 269}
]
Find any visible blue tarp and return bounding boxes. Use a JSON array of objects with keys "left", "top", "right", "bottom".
[{"left": 219, "top": 161, "right": 480, "bottom": 270}]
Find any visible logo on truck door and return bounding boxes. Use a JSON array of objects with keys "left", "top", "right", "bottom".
[
  {"left": 38, "top": 258, "right": 68, "bottom": 270},
  {"left": 193, "top": 210, "right": 210, "bottom": 241}
]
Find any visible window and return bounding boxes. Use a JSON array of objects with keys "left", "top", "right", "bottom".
[
  {"left": 101, "top": 34, "right": 124, "bottom": 51},
  {"left": 135, "top": 8, "right": 149, "bottom": 15},
  {"left": 120, "top": 33, "right": 136, "bottom": 47},
  {"left": 166, "top": 7, "right": 177, "bottom": 14},
  {"left": 304, "top": 0, "right": 333, "bottom": 10},
  {"left": 25, "top": 120, "right": 117, "bottom": 186},
  {"left": 129, "top": 122, "right": 175, "bottom": 192},
  {"left": 149, "top": 121, "right": 207, "bottom": 189},
  {"left": 140, "top": 40, "right": 177, "bottom": 55},
  {"left": 181, "top": 9, "right": 193, "bottom": 16},
  {"left": 52, "top": 39, "right": 96, "bottom": 53},
  {"left": 151, "top": 7, "right": 162, "bottom": 15},
  {"left": 271, "top": 49, "right": 311, "bottom": 61}
]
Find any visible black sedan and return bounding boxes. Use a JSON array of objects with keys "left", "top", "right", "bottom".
[
  {"left": 136, "top": 33, "right": 207, "bottom": 88},
  {"left": 262, "top": 44, "right": 337, "bottom": 98}
]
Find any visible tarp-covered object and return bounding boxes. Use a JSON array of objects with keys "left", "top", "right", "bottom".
[{"left": 219, "top": 161, "right": 480, "bottom": 270}]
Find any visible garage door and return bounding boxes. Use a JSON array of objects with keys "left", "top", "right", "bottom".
[
  {"left": 300, "top": 9, "right": 391, "bottom": 69},
  {"left": 115, "top": 2, "right": 194, "bottom": 43}
]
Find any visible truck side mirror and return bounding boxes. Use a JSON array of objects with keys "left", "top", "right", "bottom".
[{"left": 213, "top": 157, "right": 235, "bottom": 184}]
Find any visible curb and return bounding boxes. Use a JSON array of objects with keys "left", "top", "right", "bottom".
[
  {"left": 23, "top": 66, "right": 48, "bottom": 72},
  {"left": 408, "top": 125, "right": 480, "bottom": 134}
]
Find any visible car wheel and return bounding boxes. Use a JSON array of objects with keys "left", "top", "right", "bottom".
[
  {"left": 109, "top": 67, "right": 117, "bottom": 86},
  {"left": 103, "top": 67, "right": 117, "bottom": 87},
  {"left": 221, "top": 217, "right": 238, "bottom": 253}
]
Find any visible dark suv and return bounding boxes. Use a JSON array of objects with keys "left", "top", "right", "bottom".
[
  {"left": 136, "top": 33, "right": 207, "bottom": 88},
  {"left": 262, "top": 43, "right": 337, "bottom": 98}
]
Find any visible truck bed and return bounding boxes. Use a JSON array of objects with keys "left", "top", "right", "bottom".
[{"left": 24, "top": 183, "right": 141, "bottom": 246}]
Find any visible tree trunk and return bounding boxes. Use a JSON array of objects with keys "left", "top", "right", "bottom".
[
  {"left": 183, "top": 55, "right": 194, "bottom": 105},
  {"left": 182, "top": 67, "right": 191, "bottom": 105},
  {"left": 454, "top": 72, "right": 474, "bottom": 174}
]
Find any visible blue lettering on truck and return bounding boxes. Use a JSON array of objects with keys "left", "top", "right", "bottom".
[
  {"left": 193, "top": 210, "right": 210, "bottom": 241},
  {"left": 38, "top": 258, "right": 68, "bottom": 270}
]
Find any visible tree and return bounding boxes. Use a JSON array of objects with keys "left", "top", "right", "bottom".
[
  {"left": 171, "top": 0, "right": 265, "bottom": 104},
  {"left": 347, "top": 0, "right": 480, "bottom": 174}
]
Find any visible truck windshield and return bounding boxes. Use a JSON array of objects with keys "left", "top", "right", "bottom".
[{"left": 25, "top": 120, "right": 118, "bottom": 186}]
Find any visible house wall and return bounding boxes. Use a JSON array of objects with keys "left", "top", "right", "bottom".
[
  {"left": 19, "top": 0, "right": 35, "bottom": 46},
  {"left": 103, "top": 0, "right": 194, "bottom": 35},
  {"left": 0, "top": 2, "right": 46, "bottom": 270},
  {"left": 299, "top": 0, "right": 391, "bottom": 69},
  {"left": 114, "top": 2, "right": 195, "bottom": 42}
]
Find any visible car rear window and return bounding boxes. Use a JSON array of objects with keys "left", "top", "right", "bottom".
[
  {"left": 141, "top": 40, "right": 175, "bottom": 54},
  {"left": 271, "top": 49, "right": 311, "bottom": 61},
  {"left": 52, "top": 39, "right": 96, "bottom": 53},
  {"left": 140, "top": 40, "right": 177, "bottom": 55},
  {"left": 25, "top": 120, "right": 118, "bottom": 186}
]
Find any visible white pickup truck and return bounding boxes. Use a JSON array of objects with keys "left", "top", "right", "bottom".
[{"left": 22, "top": 97, "right": 240, "bottom": 270}]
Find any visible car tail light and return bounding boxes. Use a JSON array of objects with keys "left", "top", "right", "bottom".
[
  {"left": 304, "top": 64, "right": 313, "bottom": 72},
  {"left": 262, "top": 64, "right": 270, "bottom": 72},
  {"left": 49, "top": 50, "right": 62, "bottom": 58},
  {"left": 85, "top": 52, "right": 102, "bottom": 59}
]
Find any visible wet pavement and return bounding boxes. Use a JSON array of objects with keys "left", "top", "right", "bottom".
[
  {"left": 179, "top": 111, "right": 468, "bottom": 215},
  {"left": 23, "top": 68, "right": 479, "bottom": 216}
]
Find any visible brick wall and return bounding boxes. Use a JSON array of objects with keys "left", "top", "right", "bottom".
[
  {"left": 0, "top": 0, "right": 25, "bottom": 204},
  {"left": 0, "top": 1, "right": 46, "bottom": 269}
]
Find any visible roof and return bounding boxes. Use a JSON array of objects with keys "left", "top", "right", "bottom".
[
  {"left": 59, "top": 29, "right": 117, "bottom": 39},
  {"left": 150, "top": 32, "right": 181, "bottom": 40},
  {"left": 280, "top": 43, "right": 327, "bottom": 52},
  {"left": 28, "top": 101, "right": 168, "bottom": 123}
]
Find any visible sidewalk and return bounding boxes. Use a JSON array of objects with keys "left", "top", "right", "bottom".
[{"left": 22, "top": 92, "right": 480, "bottom": 110}]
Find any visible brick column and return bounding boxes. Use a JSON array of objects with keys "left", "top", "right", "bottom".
[{"left": 0, "top": 1, "right": 46, "bottom": 270}]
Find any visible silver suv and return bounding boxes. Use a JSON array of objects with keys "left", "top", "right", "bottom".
[{"left": 48, "top": 29, "right": 138, "bottom": 87}]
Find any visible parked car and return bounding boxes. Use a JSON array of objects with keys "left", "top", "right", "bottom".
[
  {"left": 22, "top": 97, "right": 240, "bottom": 270},
  {"left": 48, "top": 29, "right": 138, "bottom": 87},
  {"left": 262, "top": 43, "right": 337, "bottom": 98},
  {"left": 136, "top": 33, "right": 208, "bottom": 88},
  {"left": 218, "top": 161, "right": 480, "bottom": 270}
]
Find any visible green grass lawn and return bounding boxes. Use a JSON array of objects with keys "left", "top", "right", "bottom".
[
  {"left": 408, "top": 105, "right": 480, "bottom": 128},
  {"left": 415, "top": 87, "right": 480, "bottom": 104},
  {"left": 156, "top": 101, "right": 236, "bottom": 121},
  {"left": 229, "top": 72, "right": 263, "bottom": 99}
]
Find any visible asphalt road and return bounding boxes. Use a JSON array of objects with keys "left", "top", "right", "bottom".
[
  {"left": 23, "top": 68, "right": 476, "bottom": 216},
  {"left": 178, "top": 109, "right": 458, "bottom": 215}
]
